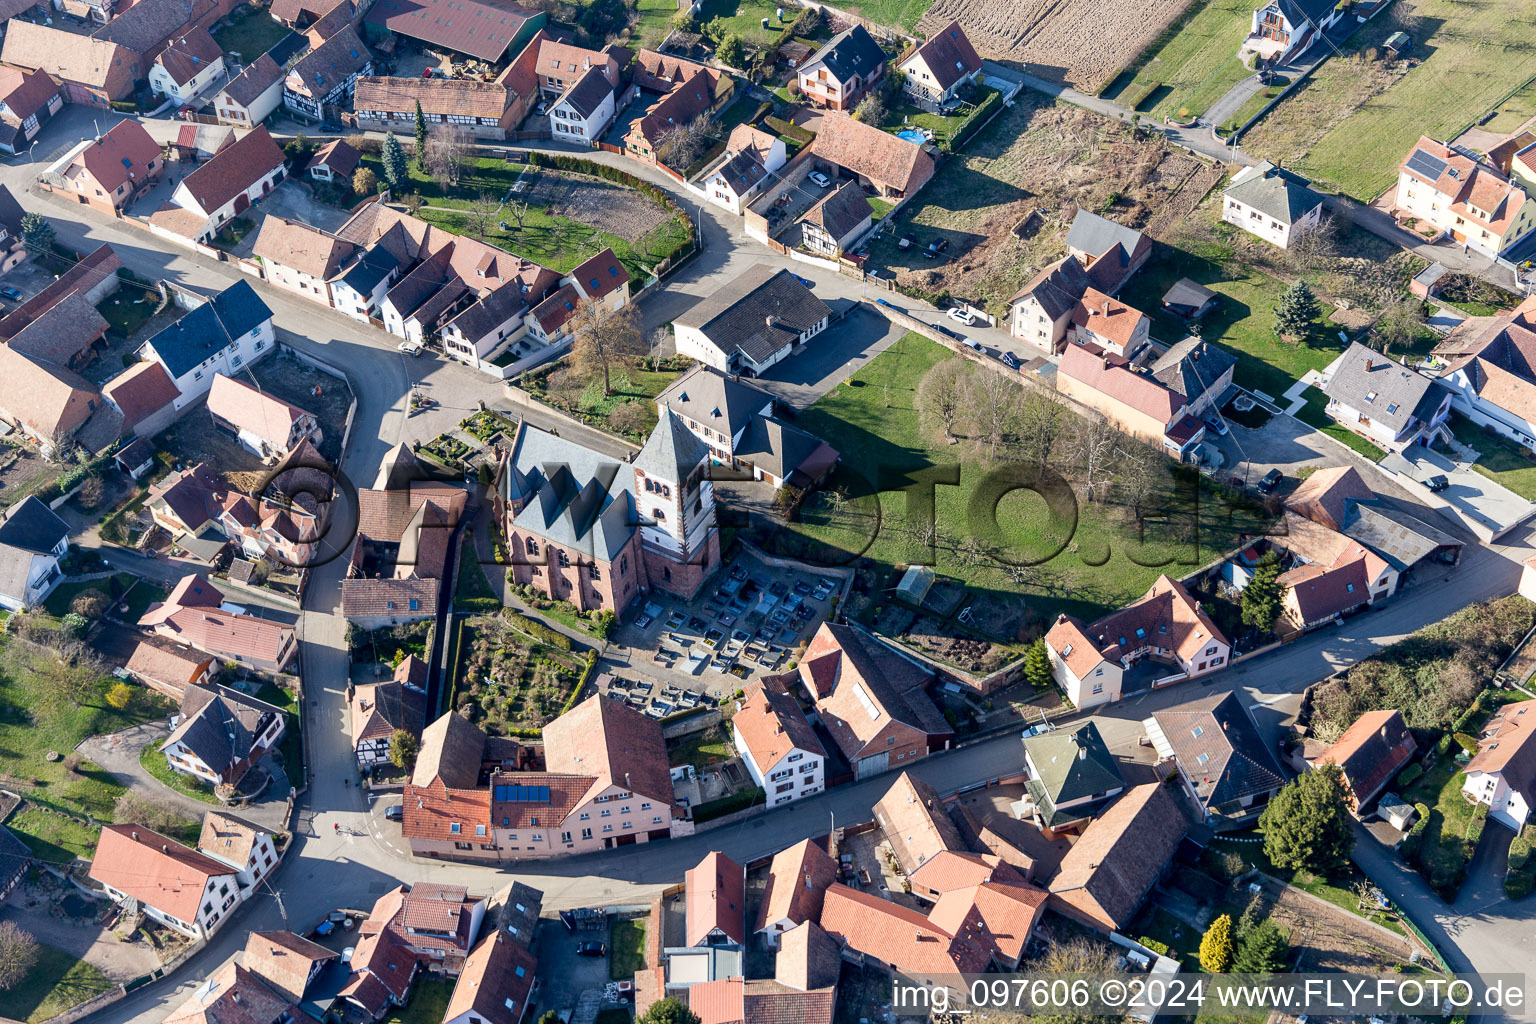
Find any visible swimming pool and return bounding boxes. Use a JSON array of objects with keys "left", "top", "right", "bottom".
[{"left": 896, "top": 129, "right": 926, "bottom": 144}]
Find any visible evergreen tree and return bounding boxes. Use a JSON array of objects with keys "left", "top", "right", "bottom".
[
  {"left": 1274, "top": 280, "right": 1321, "bottom": 339},
  {"left": 414, "top": 100, "right": 428, "bottom": 171},
  {"left": 1241, "top": 552, "right": 1282, "bottom": 633},
  {"left": 389, "top": 728, "right": 419, "bottom": 770},
  {"left": 1199, "top": 913, "right": 1234, "bottom": 973},
  {"left": 382, "top": 133, "right": 408, "bottom": 190},
  {"left": 638, "top": 998, "right": 701, "bottom": 1024},
  {"left": 1233, "top": 918, "right": 1290, "bottom": 973},
  {"left": 20, "top": 212, "right": 54, "bottom": 255},
  {"left": 1261, "top": 762, "right": 1355, "bottom": 875},
  {"left": 1024, "top": 639, "right": 1053, "bottom": 689}
]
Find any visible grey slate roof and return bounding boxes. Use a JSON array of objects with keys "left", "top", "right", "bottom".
[
  {"left": 1162, "top": 277, "right": 1216, "bottom": 312},
  {"left": 655, "top": 364, "right": 774, "bottom": 438},
  {"left": 713, "top": 149, "right": 769, "bottom": 196},
  {"left": 1024, "top": 722, "right": 1124, "bottom": 827},
  {"left": 556, "top": 65, "right": 612, "bottom": 119},
  {"left": 222, "top": 54, "right": 284, "bottom": 107},
  {"left": 288, "top": 26, "right": 371, "bottom": 97},
  {"left": 734, "top": 416, "right": 828, "bottom": 481},
  {"left": 444, "top": 283, "right": 527, "bottom": 343},
  {"left": 0, "top": 496, "right": 69, "bottom": 554},
  {"left": 341, "top": 244, "right": 401, "bottom": 296},
  {"left": 804, "top": 179, "right": 871, "bottom": 243},
  {"left": 1223, "top": 161, "right": 1324, "bottom": 226},
  {"left": 1066, "top": 209, "right": 1145, "bottom": 263},
  {"left": 1269, "top": 0, "right": 1339, "bottom": 29},
  {"left": 633, "top": 406, "right": 709, "bottom": 483},
  {"left": 170, "top": 683, "right": 287, "bottom": 780},
  {"left": 1323, "top": 343, "right": 1442, "bottom": 434},
  {"left": 1150, "top": 338, "right": 1237, "bottom": 402},
  {"left": 1150, "top": 691, "right": 1285, "bottom": 810},
  {"left": 0, "top": 185, "right": 25, "bottom": 242},
  {"left": 1011, "top": 255, "right": 1089, "bottom": 317},
  {"left": 802, "top": 25, "right": 886, "bottom": 85},
  {"left": 674, "top": 264, "right": 834, "bottom": 365},
  {"left": 504, "top": 420, "right": 638, "bottom": 562},
  {"left": 145, "top": 281, "right": 274, "bottom": 379},
  {"left": 1342, "top": 500, "right": 1461, "bottom": 571}
]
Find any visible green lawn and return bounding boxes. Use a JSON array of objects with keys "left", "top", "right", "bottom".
[
  {"left": 212, "top": 2, "right": 294, "bottom": 59},
  {"left": 785, "top": 333, "right": 1270, "bottom": 625},
  {"left": 97, "top": 290, "right": 158, "bottom": 340},
  {"left": 256, "top": 683, "right": 304, "bottom": 782},
  {"left": 867, "top": 196, "right": 894, "bottom": 221},
  {"left": 609, "top": 917, "right": 647, "bottom": 981},
  {"left": 6, "top": 808, "right": 101, "bottom": 863},
  {"left": 43, "top": 574, "right": 141, "bottom": 618},
  {"left": 1104, "top": 0, "right": 1257, "bottom": 120},
  {"left": 833, "top": 0, "right": 930, "bottom": 31},
  {"left": 8, "top": 944, "right": 114, "bottom": 1024},
  {"left": 139, "top": 740, "right": 221, "bottom": 803},
  {"left": 696, "top": 0, "right": 794, "bottom": 46},
  {"left": 1400, "top": 754, "right": 1479, "bottom": 898},
  {"left": 381, "top": 978, "right": 453, "bottom": 1024},
  {"left": 633, "top": 0, "right": 678, "bottom": 49},
  {"left": 456, "top": 537, "right": 498, "bottom": 605},
  {"left": 1450, "top": 415, "right": 1536, "bottom": 499},
  {"left": 667, "top": 726, "right": 734, "bottom": 769},
  {"left": 1293, "top": 389, "right": 1388, "bottom": 462},
  {"left": 1485, "top": 76, "right": 1536, "bottom": 133},
  {"left": 1245, "top": 1, "right": 1536, "bottom": 200},
  {"left": 522, "top": 361, "right": 689, "bottom": 441},
  {"left": 1116, "top": 242, "right": 1340, "bottom": 400}
]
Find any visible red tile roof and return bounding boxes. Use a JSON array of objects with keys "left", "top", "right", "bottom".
[
  {"left": 74, "top": 119, "right": 160, "bottom": 195},
  {"left": 927, "top": 879, "right": 1047, "bottom": 966},
  {"left": 178, "top": 126, "right": 285, "bottom": 215},
  {"left": 756, "top": 838, "right": 836, "bottom": 933},
  {"left": 1059, "top": 342, "right": 1183, "bottom": 425},
  {"left": 1049, "top": 782, "right": 1191, "bottom": 930},
  {"left": 89, "top": 824, "right": 234, "bottom": 923},
  {"left": 819, "top": 883, "right": 990, "bottom": 976},
  {"left": 542, "top": 693, "right": 676, "bottom": 810},
  {"left": 243, "top": 930, "right": 337, "bottom": 1003},
  {"left": 104, "top": 360, "right": 181, "bottom": 430},
  {"left": 685, "top": 850, "right": 746, "bottom": 947},
  {"left": 733, "top": 678, "right": 824, "bottom": 774},
  {"left": 445, "top": 928, "right": 538, "bottom": 1024},
  {"left": 156, "top": 27, "right": 222, "bottom": 87},
  {"left": 141, "top": 573, "right": 295, "bottom": 664},
  {"left": 811, "top": 113, "right": 936, "bottom": 195},
  {"left": 568, "top": 247, "right": 630, "bottom": 303},
  {"left": 1314, "top": 709, "right": 1416, "bottom": 806}
]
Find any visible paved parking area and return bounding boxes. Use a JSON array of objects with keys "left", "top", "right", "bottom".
[
  {"left": 1381, "top": 446, "right": 1536, "bottom": 541},
  {"left": 534, "top": 917, "right": 615, "bottom": 1014},
  {"left": 753, "top": 304, "right": 904, "bottom": 409},
  {"left": 0, "top": 259, "right": 58, "bottom": 306}
]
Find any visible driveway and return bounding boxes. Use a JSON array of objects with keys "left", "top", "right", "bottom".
[
  {"left": 534, "top": 917, "right": 615, "bottom": 1014},
  {"left": 752, "top": 304, "right": 905, "bottom": 409},
  {"left": 0, "top": 877, "right": 162, "bottom": 982},
  {"left": 1380, "top": 446, "right": 1536, "bottom": 542}
]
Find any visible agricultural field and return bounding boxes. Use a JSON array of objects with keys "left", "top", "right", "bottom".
[
  {"left": 1244, "top": 1, "right": 1536, "bottom": 201},
  {"left": 1101, "top": 0, "right": 1255, "bottom": 120},
  {"left": 917, "top": 0, "right": 1197, "bottom": 91},
  {"left": 868, "top": 93, "right": 1217, "bottom": 316},
  {"left": 834, "top": 0, "right": 932, "bottom": 31}
]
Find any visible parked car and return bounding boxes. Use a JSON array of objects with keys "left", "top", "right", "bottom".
[
  {"left": 936, "top": 324, "right": 962, "bottom": 340},
  {"left": 0, "top": 287, "right": 22, "bottom": 302},
  {"left": 808, "top": 170, "right": 832, "bottom": 188},
  {"left": 1204, "top": 416, "right": 1229, "bottom": 436},
  {"left": 384, "top": 805, "right": 403, "bottom": 821},
  {"left": 947, "top": 306, "right": 976, "bottom": 326},
  {"left": 793, "top": 274, "right": 814, "bottom": 288},
  {"left": 1256, "top": 468, "right": 1283, "bottom": 494},
  {"left": 1426, "top": 474, "right": 1450, "bottom": 492},
  {"left": 962, "top": 338, "right": 984, "bottom": 353},
  {"left": 875, "top": 297, "right": 897, "bottom": 310},
  {"left": 397, "top": 339, "right": 424, "bottom": 356},
  {"left": 1000, "top": 351, "right": 1021, "bottom": 370},
  {"left": 576, "top": 942, "right": 607, "bottom": 957}
]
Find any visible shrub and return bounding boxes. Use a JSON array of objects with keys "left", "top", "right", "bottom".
[
  {"left": 61, "top": 612, "right": 90, "bottom": 639},
  {"left": 505, "top": 610, "right": 573, "bottom": 651},
  {"left": 1395, "top": 762, "right": 1423, "bottom": 787},
  {"left": 1199, "top": 914, "right": 1234, "bottom": 973},
  {"left": 1137, "top": 937, "right": 1170, "bottom": 956},
  {"left": 71, "top": 589, "right": 111, "bottom": 619},
  {"left": 105, "top": 682, "right": 133, "bottom": 710},
  {"left": 1436, "top": 734, "right": 1452, "bottom": 755},
  {"left": 1453, "top": 732, "right": 1479, "bottom": 754}
]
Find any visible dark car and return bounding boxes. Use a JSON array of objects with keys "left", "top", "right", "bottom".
[
  {"left": 1256, "top": 469, "right": 1283, "bottom": 494},
  {"left": 1426, "top": 474, "right": 1450, "bottom": 492},
  {"left": 576, "top": 941, "right": 607, "bottom": 957},
  {"left": 936, "top": 324, "right": 962, "bottom": 340},
  {"left": 384, "top": 805, "right": 403, "bottom": 821},
  {"left": 1000, "top": 351, "right": 1021, "bottom": 370},
  {"left": 0, "top": 287, "right": 22, "bottom": 302}
]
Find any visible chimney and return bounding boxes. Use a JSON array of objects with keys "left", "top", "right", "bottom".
[
  {"left": 1102, "top": 300, "right": 1109, "bottom": 317},
  {"left": 1365, "top": 357, "right": 1375, "bottom": 371},
  {"left": 1079, "top": 744, "right": 1087, "bottom": 761},
  {"left": 132, "top": 831, "right": 139, "bottom": 841}
]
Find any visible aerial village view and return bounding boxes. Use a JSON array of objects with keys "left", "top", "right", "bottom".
[{"left": 0, "top": 0, "right": 1534, "bottom": 1020}]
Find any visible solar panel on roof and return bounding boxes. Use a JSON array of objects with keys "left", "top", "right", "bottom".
[
  {"left": 1405, "top": 149, "right": 1447, "bottom": 182},
  {"left": 494, "top": 784, "right": 551, "bottom": 802}
]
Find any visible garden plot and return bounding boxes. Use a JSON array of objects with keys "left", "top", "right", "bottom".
[
  {"left": 1260, "top": 879, "right": 1416, "bottom": 972},
  {"left": 918, "top": 0, "right": 1197, "bottom": 91},
  {"left": 521, "top": 170, "right": 674, "bottom": 245},
  {"left": 453, "top": 613, "right": 588, "bottom": 735}
]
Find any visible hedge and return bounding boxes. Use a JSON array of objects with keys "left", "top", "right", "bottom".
[
  {"left": 457, "top": 597, "right": 502, "bottom": 614},
  {"left": 765, "top": 116, "right": 814, "bottom": 145},
  {"left": 1394, "top": 762, "right": 1423, "bottom": 788},
  {"left": 506, "top": 610, "right": 574, "bottom": 651},
  {"left": 1451, "top": 691, "right": 1489, "bottom": 734},
  {"left": 693, "top": 786, "right": 764, "bottom": 824},
  {"left": 1452, "top": 732, "right": 1479, "bottom": 754},
  {"left": 1436, "top": 734, "right": 1453, "bottom": 755},
  {"left": 555, "top": 651, "right": 600, "bottom": 719},
  {"left": 947, "top": 85, "right": 1005, "bottom": 153},
  {"left": 1137, "top": 937, "right": 1170, "bottom": 956},
  {"left": 1128, "top": 80, "right": 1163, "bottom": 110}
]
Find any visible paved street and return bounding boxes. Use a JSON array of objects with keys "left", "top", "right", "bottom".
[{"left": 6, "top": 107, "right": 1534, "bottom": 1024}]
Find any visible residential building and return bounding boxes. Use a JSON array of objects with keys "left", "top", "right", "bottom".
[
  {"left": 401, "top": 694, "right": 690, "bottom": 862},
  {"left": 1047, "top": 781, "right": 1191, "bottom": 931},
  {"left": 104, "top": 359, "right": 182, "bottom": 437},
  {"left": 164, "top": 962, "right": 296, "bottom": 1024},
  {"left": 797, "top": 622, "right": 952, "bottom": 779},
  {"left": 872, "top": 771, "right": 965, "bottom": 884},
  {"left": 673, "top": 264, "right": 834, "bottom": 376},
  {"left": 1056, "top": 343, "right": 1205, "bottom": 457},
  {"left": 1022, "top": 722, "right": 1125, "bottom": 836},
  {"left": 655, "top": 364, "right": 839, "bottom": 491},
  {"left": 197, "top": 812, "right": 279, "bottom": 891},
  {"left": 206, "top": 373, "right": 322, "bottom": 462},
  {"left": 666, "top": 977, "right": 835, "bottom": 1024},
  {"left": 269, "top": 0, "right": 352, "bottom": 29},
  {"left": 3, "top": 292, "right": 111, "bottom": 374},
  {"left": 0, "top": 497, "right": 70, "bottom": 612},
  {"left": 241, "top": 930, "right": 339, "bottom": 1006},
  {"left": 149, "top": 27, "right": 225, "bottom": 104},
  {"left": 352, "top": 58, "right": 537, "bottom": 139},
  {"left": 214, "top": 54, "right": 285, "bottom": 127},
  {"left": 818, "top": 883, "right": 989, "bottom": 991},
  {"left": 809, "top": 113, "right": 935, "bottom": 197},
  {"left": 802, "top": 179, "right": 872, "bottom": 257},
  {"left": 897, "top": 20, "right": 982, "bottom": 110},
  {"left": 58, "top": 120, "right": 164, "bottom": 213},
  {"left": 622, "top": 65, "right": 728, "bottom": 166},
  {"left": 1064, "top": 209, "right": 1151, "bottom": 295},
  {"left": 796, "top": 25, "right": 886, "bottom": 111},
  {"left": 149, "top": 126, "right": 287, "bottom": 244},
  {"left": 1321, "top": 342, "right": 1452, "bottom": 452},
  {"left": 342, "top": 443, "right": 467, "bottom": 627},
  {"left": 1148, "top": 337, "right": 1238, "bottom": 421},
  {"left": 548, "top": 67, "right": 615, "bottom": 140},
  {"left": 1044, "top": 575, "right": 1231, "bottom": 709},
  {"left": 631, "top": 49, "right": 714, "bottom": 94},
  {"left": 1462, "top": 699, "right": 1536, "bottom": 830},
  {"left": 283, "top": 26, "right": 372, "bottom": 120},
  {"left": 754, "top": 839, "right": 836, "bottom": 946},
  {"left": 147, "top": 461, "right": 319, "bottom": 566},
  {"left": 1068, "top": 288, "right": 1151, "bottom": 357},
  {"left": 0, "top": 65, "right": 64, "bottom": 156},
  {"left": 163, "top": 682, "right": 288, "bottom": 788},
  {"left": 1222, "top": 160, "right": 1325, "bottom": 248},
  {"left": 1, "top": 22, "right": 136, "bottom": 105},
  {"left": 701, "top": 125, "right": 787, "bottom": 215},
  {"left": 732, "top": 679, "right": 825, "bottom": 806},
  {"left": 0, "top": 185, "right": 26, "bottom": 272},
  {"left": 1143, "top": 691, "right": 1287, "bottom": 828},
  {"left": 352, "top": 656, "right": 428, "bottom": 767},
  {"left": 1395, "top": 137, "right": 1536, "bottom": 258},
  {"left": 1311, "top": 709, "right": 1417, "bottom": 812},
  {"left": 308, "top": 138, "right": 360, "bottom": 183},
  {"left": 529, "top": 32, "right": 619, "bottom": 97},
  {"left": 141, "top": 574, "right": 299, "bottom": 672},
  {"left": 443, "top": 927, "right": 539, "bottom": 1024},
  {"left": 364, "top": 0, "right": 546, "bottom": 63},
  {"left": 1284, "top": 465, "right": 1462, "bottom": 577},
  {"left": 340, "top": 883, "right": 487, "bottom": 1018},
  {"left": 137, "top": 281, "right": 275, "bottom": 406},
  {"left": 1435, "top": 295, "right": 1536, "bottom": 448},
  {"left": 89, "top": 824, "right": 241, "bottom": 939},
  {"left": 0, "top": 341, "right": 105, "bottom": 453},
  {"left": 1268, "top": 510, "right": 1402, "bottom": 632},
  {"left": 687, "top": 851, "right": 746, "bottom": 947},
  {"left": 1239, "top": 0, "right": 1345, "bottom": 65},
  {"left": 123, "top": 638, "right": 216, "bottom": 699},
  {"left": 927, "top": 870, "right": 1048, "bottom": 970},
  {"left": 252, "top": 215, "right": 358, "bottom": 307},
  {"left": 1009, "top": 256, "right": 1091, "bottom": 353}
]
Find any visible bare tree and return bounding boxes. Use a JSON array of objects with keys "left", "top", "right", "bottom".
[
  {"left": 655, "top": 113, "right": 714, "bottom": 170},
  {"left": 1068, "top": 417, "right": 1119, "bottom": 503},
  {"left": 1286, "top": 212, "right": 1338, "bottom": 273},
  {"left": 966, "top": 367, "right": 1021, "bottom": 460},
  {"left": 915, "top": 356, "right": 969, "bottom": 442},
  {"left": 459, "top": 190, "right": 499, "bottom": 239},
  {"left": 425, "top": 129, "right": 471, "bottom": 186},
  {"left": 1116, "top": 442, "right": 1167, "bottom": 521},
  {"left": 570, "top": 298, "right": 645, "bottom": 396},
  {"left": 506, "top": 199, "right": 530, "bottom": 233},
  {"left": 1370, "top": 297, "right": 1426, "bottom": 353},
  {"left": 0, "top": 922, "right": 38, "bottom": 992},
  {"left": 1016, "top": 390, "right": 1066, "bottom": 469}
]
